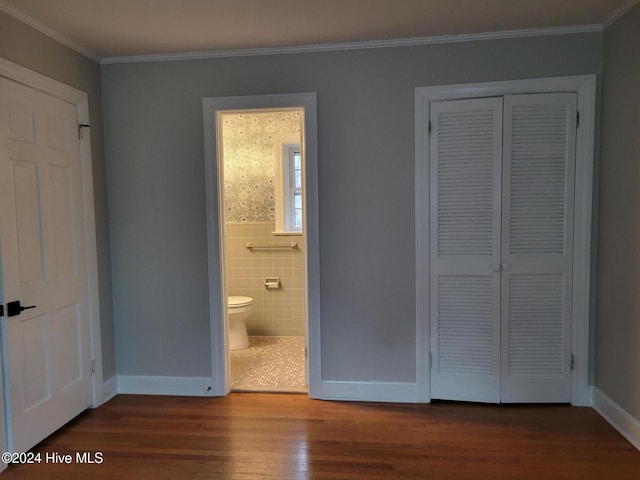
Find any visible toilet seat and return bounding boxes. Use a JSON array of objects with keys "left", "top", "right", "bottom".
[{"left": 228, "top": 296, "right": 253, "bottom": 308}]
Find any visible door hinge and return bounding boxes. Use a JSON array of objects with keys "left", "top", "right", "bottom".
[
  {"left": 428, "top": 121, "right": 432, "bottom": 136},
  {"left": 304, "top": 346, "right": 308, "bottom": 358},
  {"left": 78, "top": 123, "right": 91, "bottom": 140},
  {"left": 570, "top": 354, "right": 575, "bottom": 371},
  {"left": 91, "top": 358, "right": 95, "bottom": 374},
  {"left": 429, "top": 352, "right": 432, "bottom": 369},
  {"left": 0, "top": 304, "right": 3, "bottom": 317},
  {"left": 576, "top": 111, "right": 580, "bottom": 128}
]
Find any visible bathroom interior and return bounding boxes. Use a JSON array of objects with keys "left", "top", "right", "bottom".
[{"left": 220, "top": 108, "right": 308, "bottom": 393}]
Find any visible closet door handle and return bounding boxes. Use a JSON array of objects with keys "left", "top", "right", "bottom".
[
  {"left": 501, "top": 262, "right": 511, "bottom": 271},
  {"left": 490, "top": 263, "right": 501, "bottom": 272}
]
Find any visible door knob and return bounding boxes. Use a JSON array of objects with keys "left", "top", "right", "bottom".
[
  {"left": 501, "top": 262, "right": 511, "bottom": 271},
  {"left": 7, "top": 301, "right": 37, "bottom": 317},
  {"left": 490, "top": 263, "right": 501, "bottom": 272}
]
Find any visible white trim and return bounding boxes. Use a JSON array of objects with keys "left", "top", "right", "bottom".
[
  {"left": 203, "top": 104, "right": 228, "bottom": 397},
  {"left": 415, "top": 75, "right": 596, "bottom": 406},
  {"left": 274, "top": 133, "right": 302, "bottom": 234},
  {"left": 602, "top": 0, "right": 640, "bottom": 29},
  {"left": 321, "top": 381, "right": 421, "bottom": 403},
  {"left": 593, "top": 388, "right": 640, "bottom": 451},
  {"left": 116, "top": 375, "right": 215, "bottom": 397},
  {"left": 0, "top": 56, "right": 86, "bottom": 103},
  {"left": 0, "top": 57, "right": 104, "bottom": 409},
  {"left": 0, "top": 0, "right": 100, "bottom": 63},
  {"left": 203, "top": 93, "right": 321, "bottom": 399},
  {"left": 102, "top": 376, "right": 118, "bottom": 403},
  {"left": 100, "top": 25, "right": 601, "bottom": 65},
  {"left": 415, "top": 84, "right": 431, "bottom": 403},
  {"left": 283, "top": 143, "right": 303, "bottom": 232},
  {"left": 586, "top": 385, "right": 594, "bottom": 406},
  {"left": 571, "top": 75, "right": 597, "bottom": 407}
]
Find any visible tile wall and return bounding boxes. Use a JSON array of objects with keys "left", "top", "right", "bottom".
[{"left": 224, "top": 222, "right": 305, "bottom": 336}]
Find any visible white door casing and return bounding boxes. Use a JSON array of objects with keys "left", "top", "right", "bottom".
[
  {"left": 203, "top": 93, "right": 320, "bottom": 398},
  {"left": 0, "top": 58, "right": 102, "bottom": 454},
  {"left": 415, "top": 76, "right": 595, "bottom": 405}
]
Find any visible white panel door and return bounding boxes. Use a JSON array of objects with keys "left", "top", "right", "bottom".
[
  {"left": 500, "top": 93, "right": 577, "bottom": 402},
  {"left": 0, "top": 77, "right": 92, "bottom": 452},
  {"left": 429, "top": 97, "right": 503, "bottom": 403}
]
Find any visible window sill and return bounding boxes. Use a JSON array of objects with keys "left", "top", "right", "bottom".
[{"left": 272, "top": 231, "right": 303, "bottom": 236}]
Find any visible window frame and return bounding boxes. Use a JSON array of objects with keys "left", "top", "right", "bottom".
[
  {"left": 284, "top": 144, "right": 302, "bottom": 232},
  {"left": 274, "top": 133, "right": 303, "bottom": 235}
]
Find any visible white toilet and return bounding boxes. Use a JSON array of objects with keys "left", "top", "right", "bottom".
[{"left": 227, "top": 296, "right": 253, "bottom": 350}]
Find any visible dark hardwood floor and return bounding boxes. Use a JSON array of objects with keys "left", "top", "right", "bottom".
[{"left": 2, "top": 393, "right": 639, "bottom": 479}]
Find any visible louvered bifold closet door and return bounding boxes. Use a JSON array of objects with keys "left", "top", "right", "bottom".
[
  {"left": 500, "top": 93, "right": 577, "bottom": 403},
  {"left": 430, "top": 98, "right": 503, "bottom": 403}
]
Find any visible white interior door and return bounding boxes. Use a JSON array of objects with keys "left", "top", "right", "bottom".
[
  {"left": 500, "top": 93, "right": 577, "bottom": 403},
  {"left": 429, "top": 97, "right": 504, "bottom": 403},
  {"left": 0, "top": 77, "right": 92, "bottom": 452}
]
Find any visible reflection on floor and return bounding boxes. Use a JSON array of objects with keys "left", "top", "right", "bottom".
[{"left": 230, "top": 336, "right": 307, "bottom": 393}]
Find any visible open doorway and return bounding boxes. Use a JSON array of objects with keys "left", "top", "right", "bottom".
[
  {"left": 203, "top": 93, "right": 320, "bottom": 398},
  {"left": 220, "top": 108, "right": 307, "bottom": 392}
]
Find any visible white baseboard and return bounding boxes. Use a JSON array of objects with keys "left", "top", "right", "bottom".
[
  {"left": 117, "top": 375, "right": 216, "bottom": 397},
  {"left": 592, "top": 387, "right": 640, "bottom": 451},
  {"left": 321, "top": 381, "right": 422, "bottom": 403},
  {"left": 103, "top": 375, "right": 118, "bottom": 402}
]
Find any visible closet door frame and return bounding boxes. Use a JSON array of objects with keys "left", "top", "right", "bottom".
[{"left": 415, "top": 75, "right": 596, "bottom": 406}]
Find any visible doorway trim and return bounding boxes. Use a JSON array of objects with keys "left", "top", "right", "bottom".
[
  {"left": 415, "top": 75, "right": 596, "bottom": 405},
  {"left": 203, "top": 93, "right": 321, "bottom": 398},
  {"left": 0, "top": 58, "right": 104, "bottom": 407}
]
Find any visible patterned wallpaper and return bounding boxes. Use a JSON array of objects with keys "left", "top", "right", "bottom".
[{"left": 222, "top": 111, "right": 301, "bottom": 222}]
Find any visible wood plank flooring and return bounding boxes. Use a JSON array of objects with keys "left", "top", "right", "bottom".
[{"left": 2, "top": 393, "right": 639, "bottom": 479}]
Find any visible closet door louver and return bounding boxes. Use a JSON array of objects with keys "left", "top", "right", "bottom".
[
  {"left": 500, "top": 93, "right": 577, "bottom": 403},
  {"left": 430, "top": 97, "right": 503, "bottom": 403}
]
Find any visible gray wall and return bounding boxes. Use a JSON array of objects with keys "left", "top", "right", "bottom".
[
  {"left": 102, "top": 33, "right": 602, "bottom": 382},
  {"left": 596, "top": 4, "right": 640, "bottom": 420},
  {"left": 0, "top": 12, "right": 116, "bottom": 379}
]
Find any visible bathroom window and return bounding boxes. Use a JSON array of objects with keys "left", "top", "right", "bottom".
[
  {"left": 285, "top": 145, "right": 303, "bottom": 232},
  {"left": 274, "top": 133, "right": 303, "bottom": 235}
]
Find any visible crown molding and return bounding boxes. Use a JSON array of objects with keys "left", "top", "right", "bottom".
[
  {"left": 602, "top": 0, "right": 640, "bottom": 29},
  {"left": 0, "top": 0, "right": 101, "bottom": 63},
  {"left": 100, "top": 24, "right": 602, "bottom": 65},
  {"left": 1, "top": 0, "right": 614, "bottom": 67}
]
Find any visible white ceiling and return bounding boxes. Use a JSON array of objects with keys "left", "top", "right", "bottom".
[{"left": 1, "top": 0, "right": 637, "bottom": 61}]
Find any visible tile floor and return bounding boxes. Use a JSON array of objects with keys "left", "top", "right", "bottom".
[{"left": 230, "top": 336, "right": 307, "bottom": 393}]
